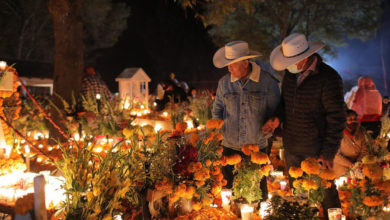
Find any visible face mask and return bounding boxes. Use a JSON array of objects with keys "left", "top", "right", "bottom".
[{"left": 287, "top": 64, "right": 301, "bottom": 74}]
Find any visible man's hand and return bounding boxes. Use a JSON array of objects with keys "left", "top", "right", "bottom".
[
  {"left": 262, "top": 117, "right": 280, "bottom": 134},
  {"left": 318, "top": 156, "right": 334, "bottom": 170}
]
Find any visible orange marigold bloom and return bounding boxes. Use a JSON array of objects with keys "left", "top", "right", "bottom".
[
  {"left": 192, "top": 201, "right": 202, "bottom": 211},
  {"left": 375, "top": 180, "right": 390, "bottom": 194},
  {"left": 248, "top": 145, "right": 259, "bottom": 153},
  {"left": 196, "top": 180, "right": 205, "bottom": 187},
  {"left": 293, "top": 179, "right": 303, "bottom": 189},
  {"left": 268, "top": 182, "right": 281, "bottom": 192},
  {"left": 216, "top": 147, "right": 224, "bottom": 155},
  {"left": 195, "top": 162, "right": 202, "bottom": 170},
  {"left": 184, "top": 186, "right": 195, "bottom": 199},
  {"left": 319, "top": 169, "right": 336, "bottom": 180},
  {"left": 201, "top": 197, "right": 213, "bottom": 206},
  {"left": 213, "top": 133, "right": 223, "bottom": 141},
  {"left": 211, "top": 166, "right": 221, "bottom": 175},
  {"left": 251, "top": 152, "right": 269, "bottom": 165},
  {"left": 189, "top": 133, "right": 200, "bottom": 146},
  {"left": 220, "top": 156, "right": 227, "bottom": 166},
  {"left": 226, "top": 154, "right": 242, "bottom": 165},
  {"left": 289, "top": 167, "right": 303, "bottom": 178},
  {"left": 241, "top": 145, "right": 252, "bottom": 156},
  {"left": 169, "top": 195, "right": 180, "bottom": 203},
  {"left": 221, "top": 179, "right": 227, "bottom": 186},
  {"left": 176, "top": 122, "right": 188, "bottom": 132},
  {"left": 301, "top": 158, "right": 321, "bottom": 175},
  {"left": 362, "top": 164, "right": 383, "bottom": 179},
  {"left": 261, "top": 164, "right": 272, "bottom": 176},
  {"left": 302, "top": 179, "right": 318, "bottom": 191},
  {"left": 215, "top": 173, "right": 224, "bottom": 182},
  {"left": 363, "top": 195, "right": 384, "bottom": 207},
  {"left": 206, "top": 119, "right": 224, "bottom": 129},
  {"left": 205, "top": 160, "right": 212, "bottom": 167},
  {"left": 321, "top": 180, "right": 332, "bottom": 189},
  {"left": 211, "top": 184, "right": 222, "bottom": 196}
]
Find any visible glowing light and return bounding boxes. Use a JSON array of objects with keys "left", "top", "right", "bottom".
[
  {"left": 140, "top": 123, "right": 147, "bottom": 127},
  {"left": 73, "top": 133, "right": 80, "bottom": 141},
  {"left": 37, "top": 157, "right": 43, "bottom": 163},
  {"left": 221, "top": 189, "right": 232, "bottom": 210},
  {"left": 95, "top": 147, "right": 103, "bottom": 153},
  {"left": 153, "top": 102, "right": 157, "bottom": 107},
  {"left": 259, "top": 201, "right": 271, "bottom": 218},
  {"left": 241, "top": 204, "right": 254, "bottom": 220},
  {"left": 124, "top": 100, "right": 130, "bottom": 109},
  {"left": 47, "top": 147, "right": 53, "bottom": 151},
  {"left": 280, "top": 181, "right": 287, "bottom": 191},
  {"left": 270, "top": 171, "right": 284, "bottom": 177},
  {"left": 24, "top": 145, "right": 30, "bottom": 154},
  {"left": 96, "top": 94, "right": 101, "bottom": 100},
  {"left": 140, "top": 105, "right": 145, "bottom": 109},
  {"left": 186, "top": 120, "right": 194, "bottom": 129},
  {"left": 154, "top": 124, "right": 162, "bottom": 132},
  {"left": 38, "top": 144, "right": 43, "bottom": 149},
  {"left": 162, "top": 112, "right": 168, "bottom": 117},
  {"left": 137, "top": 112, "right": 142, "bottom": 117},
  {"left": 335, "top": 177, "right": 348, "bottom": 189},
  {"left": 0, "top": 61, "right": 6, "bottom": 70}
]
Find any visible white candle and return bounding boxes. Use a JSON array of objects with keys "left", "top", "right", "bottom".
[
  {"left": 240, "top": 204, "right": 254, "bottom": 220},
  {"left": 280, "top": 181, "right": 287, "bottom": 191},
  {"left": 220, "top": 189, "right": 232, "bottom": 210},
  {"left": 0, "top": 61, "right": 6, "bottom": 71}
]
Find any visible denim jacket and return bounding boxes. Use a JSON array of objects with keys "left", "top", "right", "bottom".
[{"left": 212, "top": 61, "right": 280, "bottom": 151}]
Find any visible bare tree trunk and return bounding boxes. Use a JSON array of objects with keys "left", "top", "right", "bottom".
[{"left": 48, "top": 0, "right": 84, "bottom": 140}]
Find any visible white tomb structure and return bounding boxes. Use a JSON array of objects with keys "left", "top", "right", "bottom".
[{"left": 115, "top": 68, "right": 151, "bottom": 108}]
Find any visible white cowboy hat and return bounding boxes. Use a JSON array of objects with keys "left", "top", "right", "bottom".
[
  {"left": 213, "top": 41, "right": 262, "bottom": 68},
  {"left": 270, "top": 33, "right": 325, "bottom": 71}
]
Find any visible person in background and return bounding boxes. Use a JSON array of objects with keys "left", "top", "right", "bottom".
[
  {"left": 333, "top": 109, "right": 368, "bottom": 178},
  {"left": 212, "top": 40, "right": 280, "bottom": 197},
  {"left": 382, "top": 96, "right": 389, "bottom": 118},
  {"left": 81, "top": 66, "right": 112, "bottom": 100},
  {"left": 263, "top": 33, "right": 345, "bottom": 217},
  {"left": 351, "top": 76, "right": 382, "bottom": 139}
]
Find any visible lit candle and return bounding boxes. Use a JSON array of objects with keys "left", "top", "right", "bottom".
[
  {"left": 220, "top": 189, "right": 232, "bottom": 210},
  {"left": 280, "top": 181, "right": 287, "bottom": 191},
  {"left": 154, "top": 124, "right": 162, "bottom": 132},
  {"left": 25, "top": 145, "right": 30, "bottom": 172},
  {"left": 162, "top": 112, "right": 168, "bottom": 117},
  {"left": 335, "top": 177, "right": 347, "bottom": 189},
  {"left": 240, "top": 204, "right": 254, "bottom": 220},
  {"left": 0, "top": 61, "right": 6, "bottom": 71},
  {"left": 96, "top": 94, "right": 101, "bottom": 100}
]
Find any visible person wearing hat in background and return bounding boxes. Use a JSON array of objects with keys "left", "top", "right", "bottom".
[
  {"left": 212, "top": 41, "right": 280, "bottom": 198},
  {"left": 262, "top": 33, "right": 346, "bottom": 217}
]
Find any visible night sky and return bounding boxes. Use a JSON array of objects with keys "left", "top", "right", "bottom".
[{"left": 96, "top": 0, "right": 390, "bottom": 96}]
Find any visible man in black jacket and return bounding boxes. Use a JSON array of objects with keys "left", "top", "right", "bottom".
[{"left": 263, "top": 33, "right": 346, "bottom": 218}]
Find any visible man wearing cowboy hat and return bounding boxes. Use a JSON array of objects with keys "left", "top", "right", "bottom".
[
  {"left": 212, "top": 41, "right": 280, "bottom": 191},
  {"left": 263, "top": 33, "right": 346, "bottom": 215}
]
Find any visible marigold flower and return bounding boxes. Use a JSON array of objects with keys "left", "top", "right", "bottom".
[
  {"left": 241, "top": 145, "right": 252, "bottom": 156},
  {"left": 206, "top": 119, "right": 224, "bottom": 129},
  {"left": 289, "top": 167, "right": 303, "bottom": 178},
  {"left": 221, "top": 179, "right": 227, "bottom": 186},
  {"left": 292, "top": 179, "right": 303, "bottom": 189},
  {"left": 196, "top": 180, "right": 205, "bottom": 187},
  {"left": 226, "top": 154, "right": 242, "bottom": 165},
  {"left": 302, "top": 179, "right": 318, "bottom": 191},
  {"left": 268, "top": 181, "right": 281, "bottom": 192},
  {"left": 338, "top": 190, "right": 352, "bottom": 200},
  {"left": 169, "top": 195, "right": 180, "bottom": 203},
  {"left": 319, "top": 169, "right": 336, "bottom": 180},
  {"left": 187, "top": 162, "right": 197, "bottom": 173},
  {"left": 211, "top": 184, "right": 222, "bottom": 196},
  {"left": 189, "top": 133, "right": 200, "bottom": 146},
  {"left": 301, "top": 158, "right": 321, "bottom": 175},
  {"left": 176, "top": 122, "right": 188, "bottom": 132},
  {"left": 215, "top": 173, "right": 224, "bottom": 182},
  {"left": 213, "top": 133, "right": 223, "bottom": 141},
  {"left": 192, "top": 201, "right": 202, "bottom": 211},
  {"left": 321, "top": 180, "right": 332, "bottom": 188},
  {"left": 195, "top": 162, "right": 202, "bottom": 170},
  {"left": 184, "top": 186, "right": 195, "bottom": 199},
  {"left": 201, "top": 197, "right": 213, "bottom": 206},
  {"left": 362, "top": 164, "right": 383, "bottom": 179},
  {"left": 211, "top": 166, "right": 221, "bottom": 175},
  {"left": 251, "top": 152, "right": 269, "bottom": 165},
  {"left": 216, "top": 147, "right": 224, "bottom": 155},
  {"left": 375, "top": 180, "right": 390, "bottom": 194},
  {"left": 261, "top": 164, "right": 271, "bottom": 176},
  {"left": 170, "top": 130, "right": 182, "bottom": 137},
  {"left": 249, "top": 145, "right": 259, "bottom": 153},
  {"left": 205, "top": 160, "right": 212, "bottom": 167},
  {"left": 363, "top": 195, "right": 384, "bottom": 207}
]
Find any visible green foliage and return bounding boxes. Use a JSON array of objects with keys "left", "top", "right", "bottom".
[
  {"left": 232, "top": 159, "right": 263, "bottom": 203},
  {"left": 14, "top": 98, "right": 48, "bottom": 133},
  {"left": 177, "top": 0, "right": 382, "bottom": 58},
  {"left": 189, "top": 92, "right": 212, "bottom": 125},
  {"left": 264, "top": 195, "right": 319, "bottom": 220}
]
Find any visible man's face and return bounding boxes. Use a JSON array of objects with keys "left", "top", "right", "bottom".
[
  {"left": 346, "top": 114, "right": 358, "bottom": 125},
  {"left": 384, "top": 98, "right": 389, "bottom": 104},
  {"left": 228, "top": 60, "right": 249, "bottom": 79}
]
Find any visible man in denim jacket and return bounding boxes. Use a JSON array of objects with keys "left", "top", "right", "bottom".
[{"left": 212, "top": 41, "right": 280, "bottom": 189}]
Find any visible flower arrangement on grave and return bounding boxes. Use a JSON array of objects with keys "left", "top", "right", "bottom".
[
  {"left": 223, "top": 144, "right": 271, "bottom": 204},
  {"left": 188, "top": 91, "right": 213, "bottom": 125},
  {"left": 289, "top": 158, "right": 335, "bottom": 207},
  {"left": 55, "top": 135, "right": 146, "bottom": 219},
  {"left": 148, "top": 119, "right": 226, "bottom": 219}
]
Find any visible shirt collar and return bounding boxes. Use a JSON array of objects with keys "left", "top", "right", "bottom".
[{"left": 231, "top": 61, "right": 261, "bottom": 83}]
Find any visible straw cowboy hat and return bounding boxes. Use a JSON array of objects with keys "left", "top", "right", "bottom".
[
  {"left": 270, "top": 33, "right": 325, "bottom": 71},
  {"left": 213, "top": 41, "right": 262, "bottom": 68}
]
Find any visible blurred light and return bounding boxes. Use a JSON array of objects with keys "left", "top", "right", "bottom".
[
  {"left": 96, "top": 94, "right": 101, "bottom": 100},
  {"left": 154, "top": 124, "right": 162, "bottom": 132}
]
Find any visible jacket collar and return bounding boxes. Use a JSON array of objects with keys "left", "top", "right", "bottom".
[{"left": 231, "top": 61, "right": 261, "bottom": 83}]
